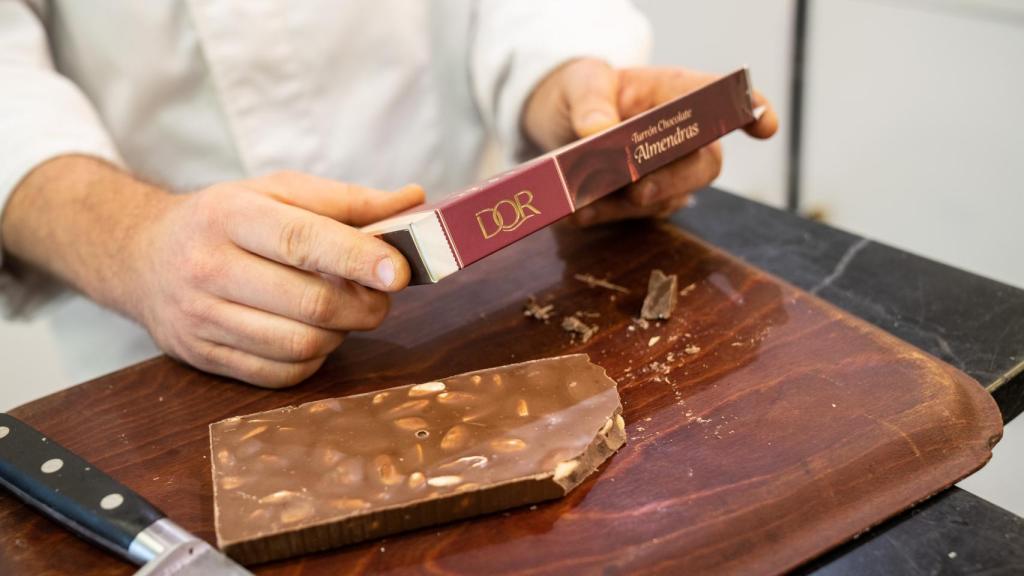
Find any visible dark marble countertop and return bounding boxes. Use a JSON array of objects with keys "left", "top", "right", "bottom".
[{"left": 674, "top": 189, "right": 1024, "bottom": 575}]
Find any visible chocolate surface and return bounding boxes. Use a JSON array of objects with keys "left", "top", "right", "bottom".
[
  {"left": 209, "top": 354, "right": 624, "bottom": 564},
  {"left": 641, "top": 269, "right": 679, "bottom": 320}
]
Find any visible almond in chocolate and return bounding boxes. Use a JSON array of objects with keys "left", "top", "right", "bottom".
[{"left": 209, "top": 354, "right": 625, "bottom": 564}]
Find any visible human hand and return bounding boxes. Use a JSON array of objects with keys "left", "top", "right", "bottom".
[
  {"left": 132, "top": 172, "right": 424, "bottom": 387},
  {"left": 523, "top": 59, "right": 778, "bottom": 226}
]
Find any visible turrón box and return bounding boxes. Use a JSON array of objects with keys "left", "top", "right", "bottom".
[{"left": 362, "top": 68, "right": 758, "bottom": 284}]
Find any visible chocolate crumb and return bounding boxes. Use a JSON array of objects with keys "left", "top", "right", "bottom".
[
  {"left": 632, "top": 318, "right": 650, "bottom": 330},
  {"left": 523, "top": 297, "right": 555, "bottom": 322},
  {"left": 641, "top": 269, "right": 679, "bottom": 320},
  {"left": 574, "top": 273, "right": 630, "bottom": 294},
  {"left": 561, "top": 316, "right": 599, "bottom": 343}
]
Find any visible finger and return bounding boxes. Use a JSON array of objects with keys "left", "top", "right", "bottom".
[
  {"left": 624, "top": 142, "right": 723, "bottom": 207},
  {"left": 195, "top": 299, "right": 346, "bottom": 363},
  {"left": 182, "top": 339, "right": 328, "bottom": 389},
  {"left": 222, "top": 193, "right": 411, "bottom": 290},
  {"left": 203, "top": 249, "right": 391, "bottom": 330},
  {"left": 618, "top": 68, "right": 779, "bottom": 140},
  {"left": 745, "top": 90, "right": 779, "bottom": 139},
  {"left": 617, "top": 67, "right": 718, "bottom": 118},
  {"left": 562, "top": 59, "right": 621, "bottom": 137},
  {"left": 654, "top": 194, "right": 691, "bottom": 219},
  {"left": 571, "top": 192, "right": 664, "bottom": 227},
  {"left": 249, "top": 171, "right": 426, "bottom": 226}
]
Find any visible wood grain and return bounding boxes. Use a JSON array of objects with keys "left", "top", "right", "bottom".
[{"left": 0, "top": 220, "right": 1002, "bottom": 575}]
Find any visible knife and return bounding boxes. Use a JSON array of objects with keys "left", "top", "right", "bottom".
[{"left": 0, "top": 413, "right": 251, "bottom": 575}]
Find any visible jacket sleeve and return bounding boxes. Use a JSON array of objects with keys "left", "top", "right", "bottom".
[
  {"left": 470, "top": 0, "right": 651, "bottom": 163},
  {"left": 0, "top": 0, "right": 123, "bottom": 318}
]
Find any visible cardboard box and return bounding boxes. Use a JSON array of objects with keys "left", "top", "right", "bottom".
[{"left": 362, "top": 68, "right": 757, "bottom": 284}]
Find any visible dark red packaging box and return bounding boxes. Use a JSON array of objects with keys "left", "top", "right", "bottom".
[{"left": 363, "top": 68, "right": 756, "bottom": 284}]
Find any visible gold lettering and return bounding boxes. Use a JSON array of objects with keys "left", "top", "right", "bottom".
[
  {"left": 515, "top": 190, "right": 541, "bottom": 218},
  {"left": 631, "top": 121, "right": 701, "bottom": 165},
  {"left": 474, "top": 189, "right": 542, "bottom": 240},
  {"left": 476, "top": 209, "right": 501, "bottom": 239}
]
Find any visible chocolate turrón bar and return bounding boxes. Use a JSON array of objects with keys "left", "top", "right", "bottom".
[
  {"left": 209, "top": 354, "right": 626, "bottom": 564},
  {"left": 363, "top": 68, "right": 757, "bottom": 284}
]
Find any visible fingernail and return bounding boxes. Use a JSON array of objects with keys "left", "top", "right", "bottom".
[{"left": 375, "top": 258, "right": 395, "bottom": 288}]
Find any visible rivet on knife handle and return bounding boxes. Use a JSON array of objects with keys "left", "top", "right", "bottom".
[{"left": 0, "top": 413, "right": 166, "bottom": 563}]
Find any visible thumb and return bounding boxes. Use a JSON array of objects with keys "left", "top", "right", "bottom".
[{"left": 564, "top": 59, "right": 621, "bottom": 138}]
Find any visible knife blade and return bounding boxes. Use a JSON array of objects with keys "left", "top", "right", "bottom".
[
  {"left": 0, "top": 413, "right": 252, "bottom": 575},
  {"left": 135, "top": 540, "right": 252, "bottom": 576}
]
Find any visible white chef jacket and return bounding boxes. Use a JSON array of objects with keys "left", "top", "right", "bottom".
[{"left": 0, "top": 0, "right": 650, "bottom": 389}]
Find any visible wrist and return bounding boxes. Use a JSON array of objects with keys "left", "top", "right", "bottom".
[
  {"left": 3, "top": 155, "right": 176, "bottom": 322},
  {"left": 109, "top": 182, "right": 179, "bottom": 325}
]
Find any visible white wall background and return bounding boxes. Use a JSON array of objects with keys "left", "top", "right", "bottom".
[{"left": 802, "top": 0, "right": 1024, "bottom": 290}]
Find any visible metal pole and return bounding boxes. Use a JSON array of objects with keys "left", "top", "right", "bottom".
[{"left": 787, "top": 0, "right": 809, "bottom": 213}]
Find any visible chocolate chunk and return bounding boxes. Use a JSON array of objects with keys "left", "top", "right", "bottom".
[
  {"left": 641, "top": 269, "right": 679, "bottom": 320},
  {"left": 209, "top": 354, "right": 625, "bottom": 564}
]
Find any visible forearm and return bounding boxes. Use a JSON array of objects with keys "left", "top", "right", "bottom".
[{"left": 0, "top": 155, "right": 173, "bottom": 320}]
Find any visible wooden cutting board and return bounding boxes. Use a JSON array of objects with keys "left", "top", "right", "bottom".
[{"left": 0, "top": 220, "right": 1002, "bottom": 575}]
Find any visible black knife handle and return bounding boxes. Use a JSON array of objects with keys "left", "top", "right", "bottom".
[{"left": 0, "top": 413, "right": 165, "bottom": 562}]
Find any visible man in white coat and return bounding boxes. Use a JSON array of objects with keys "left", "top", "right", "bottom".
[{"left": 0, "top": 0, "right": 777, "bottom": 390}]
